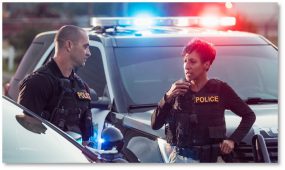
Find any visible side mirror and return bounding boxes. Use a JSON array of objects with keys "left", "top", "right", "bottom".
[
  {"left": 89, "top": 88, "right": 110, "bottom": 110},
  {"left": 89, "top": 88, "right": 99, "bottom": 101}
]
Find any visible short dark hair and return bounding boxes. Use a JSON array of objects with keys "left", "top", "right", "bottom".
[
  {"left": 54, "top": 25, "right": 85, "bottom": 48},
  {"left": 182, "top": 39, "right": 216, "bottom": 65}
]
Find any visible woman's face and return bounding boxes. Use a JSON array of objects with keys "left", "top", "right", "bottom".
[{"left": 183, "top": 51, "right": 210, "bottom": 81}]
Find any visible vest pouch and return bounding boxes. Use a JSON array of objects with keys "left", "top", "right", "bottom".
[
  {"left": 199, "top": 145, "right": 211, "bottom": 162},
  {"left": 175, "top": 113, "right": 191, "bottom": 146},
  {"left": 52, "top": 108, "right": 67, "bottom": 130},
  {"left": 208, "top": 125, "right": 226, "bottom": 139},
  {"left": 66, "top": 108, "right": 82, "bottom": 125},
  {"left": 199, "top": 144, "right": 220, "bottom": 163}
]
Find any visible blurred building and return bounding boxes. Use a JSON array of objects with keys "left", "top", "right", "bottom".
[
  {"left": 2, "top": 2, "right": 279, "bottom": 57},
  {"left": 234, "top": 3, "right": 278, "bottom": 45},
  {"left": 3, "top": 38, "right": 15, "bottom": 72}
]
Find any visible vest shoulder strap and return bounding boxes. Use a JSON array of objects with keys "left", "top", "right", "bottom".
[
  {"left": 73, "top": 73, "right": 90, "bottom": 92},
  {"left": 206, "top": 79, "right": 224, "bottom": 93}
]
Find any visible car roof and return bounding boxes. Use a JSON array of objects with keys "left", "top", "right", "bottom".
[
  {"left": 112, "top": 34, "right": 267, "bottom": 47},
  {"left": 36, "top": 27, "right": 268, "bottom": 47}
]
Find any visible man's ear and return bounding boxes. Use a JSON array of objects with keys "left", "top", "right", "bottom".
[
  {"left": 65, "top": 40, "right": 73, "bottom": 52},
  {"left": 204, "top": 61, "right": 211, "bottom": 71}
]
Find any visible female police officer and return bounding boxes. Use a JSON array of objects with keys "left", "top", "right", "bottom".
[{"left": 151, "top": 39, "right": 256, "bottom": 163}]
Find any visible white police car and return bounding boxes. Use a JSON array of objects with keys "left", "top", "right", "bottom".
[
  {"left": 2, "top": 96, "right": 100, "bottom": 163},
  {"left": 5, "top": 17, "right": 278, "bottom": 163}
]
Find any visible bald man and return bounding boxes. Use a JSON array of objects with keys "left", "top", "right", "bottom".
[{"left": 18, "top": 25, "right": 93, "bottom": 146}]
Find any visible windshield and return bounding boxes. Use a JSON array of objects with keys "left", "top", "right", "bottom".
[
  {"left": 2, "top": 97, "right": 91, "bottom": 163},
  {"left": 115, "top": 45, "right": 278, "bottom": 106}
]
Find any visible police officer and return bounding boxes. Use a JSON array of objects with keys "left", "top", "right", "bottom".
[
  {"left": 18, "top": 25, "right": 93, "bottom": 146},
  {"left": 151, "top": 39, "right": 256, "bottom": 163}
]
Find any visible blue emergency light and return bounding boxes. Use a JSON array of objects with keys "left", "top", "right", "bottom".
[{"left": 91, "top": 16, "right": 236, "bottom": 28}]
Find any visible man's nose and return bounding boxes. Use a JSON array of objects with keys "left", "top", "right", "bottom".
[{"left": 86, "top": 48, "right": 91, "bottom": 57}]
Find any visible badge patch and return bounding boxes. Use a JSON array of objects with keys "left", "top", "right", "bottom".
[
  {"left": 194, "top": 96, "right": 219, "bottom": 103},
  {"left": 76, "top": 91, "right": 91, "bottom": 100}
]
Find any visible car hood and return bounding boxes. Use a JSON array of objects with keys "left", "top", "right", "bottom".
[{"left": 122, "top": 104, "right": 278, "bottom": 144}]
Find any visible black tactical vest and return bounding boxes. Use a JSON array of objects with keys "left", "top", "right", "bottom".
[
  {"left": 165, "top": 79, "right": 226, "bottom": 147},
  {"left": 34, "top": 65, "right": 92, "bottom": 134}
]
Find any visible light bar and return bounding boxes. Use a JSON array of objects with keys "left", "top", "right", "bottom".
[
  {"left": 91, "top": 16, "right": 236, "bottom": 28},
  {"left": 220, "top": 17, "right": 236, "bottom": 27},
  {"left": 200, "top": 17, "right": 220, "bottom": 27},
  {"left": 133, "top": 17, "right": 155, "bottom": 27}
]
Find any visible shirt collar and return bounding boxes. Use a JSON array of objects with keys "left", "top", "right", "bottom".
[{"left": 47, "top": 58, "right": 75, "bottom": 79}]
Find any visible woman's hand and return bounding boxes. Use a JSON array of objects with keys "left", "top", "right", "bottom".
[
  {"left": 165, "top": 79, "right": 191, "bottom": 101},
  {"left": 220, "top": 139, "right": 235, "bottom": 154}
]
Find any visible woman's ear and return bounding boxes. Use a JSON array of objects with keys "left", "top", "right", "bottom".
[{"left": 204, "top": 61, "right": 211, "bottom": 71}]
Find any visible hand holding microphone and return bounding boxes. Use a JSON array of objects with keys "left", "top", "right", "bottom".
[{"left": 165, "top": 79, "right": 191, "bottom": 102}]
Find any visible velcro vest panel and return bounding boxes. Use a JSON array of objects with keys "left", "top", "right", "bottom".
[{"left": 165, "top": 79, "right": 226, "bottom": 147}]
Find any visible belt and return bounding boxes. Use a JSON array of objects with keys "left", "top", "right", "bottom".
[
  {"left": 175, "top": 147, "right": 201, "bottom": 160},
  {"left": 175, "top": 144, "right": 220, "bottom": 160}
]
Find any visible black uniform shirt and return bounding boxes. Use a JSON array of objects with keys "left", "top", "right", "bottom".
[
  {"left": 18, "top": 58, "right": 70, "bottom": 115},
  {"left": 18, "top": 58, "right": 93, "bottom": 141}
]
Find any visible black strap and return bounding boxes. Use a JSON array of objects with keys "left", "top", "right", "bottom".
[{"left": 49, "top": 79, "right": 69, "bottom": 122}]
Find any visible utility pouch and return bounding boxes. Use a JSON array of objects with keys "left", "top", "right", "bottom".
[
  {"left": 199, "top": 145, "right": 211, "bottom": 162},
  {"left": 67, "top": 108, "right": 82, "bottom": 125},
  {"left": 209, "top": 144, "right": 220, "bottom": 162},
  {"left": 199, "top": 145, "right": 220, "bottom": 163},
  {"left": 52, "top": 108, "right": 66, "bottom": 130}
]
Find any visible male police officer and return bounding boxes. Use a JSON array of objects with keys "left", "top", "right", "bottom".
[
  {"left": 151, "top": 39, "right": 256, "bottom": 163},
  {"left": 18, "top": 25, "right": 93, "bottom": 146}
]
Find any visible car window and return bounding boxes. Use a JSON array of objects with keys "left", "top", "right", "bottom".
[
  {"left": 115, "top": 47, "right": 183, "bottom": 105},
  {"left": 13, "top": 43, "right": 46, "bottom": 80},
  {"left": 2, "top": 97, "right": 90, "bottom": 163},
  {"left": 114, "top": 45, "right": 278, "bottom": 106},
  {"left": 76, "top": 46, "right": 109, "bottom": 102},
  {"left": 209, "top": 46, "right": 278, "bottom": 99}
]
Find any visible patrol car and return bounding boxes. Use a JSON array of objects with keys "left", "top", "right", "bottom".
[
  {"left": 5, "top": 17, "right": 278, "bottom": 163},
  {"left": 2, "top": 96, "right": 97, "bottom": 163}
]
